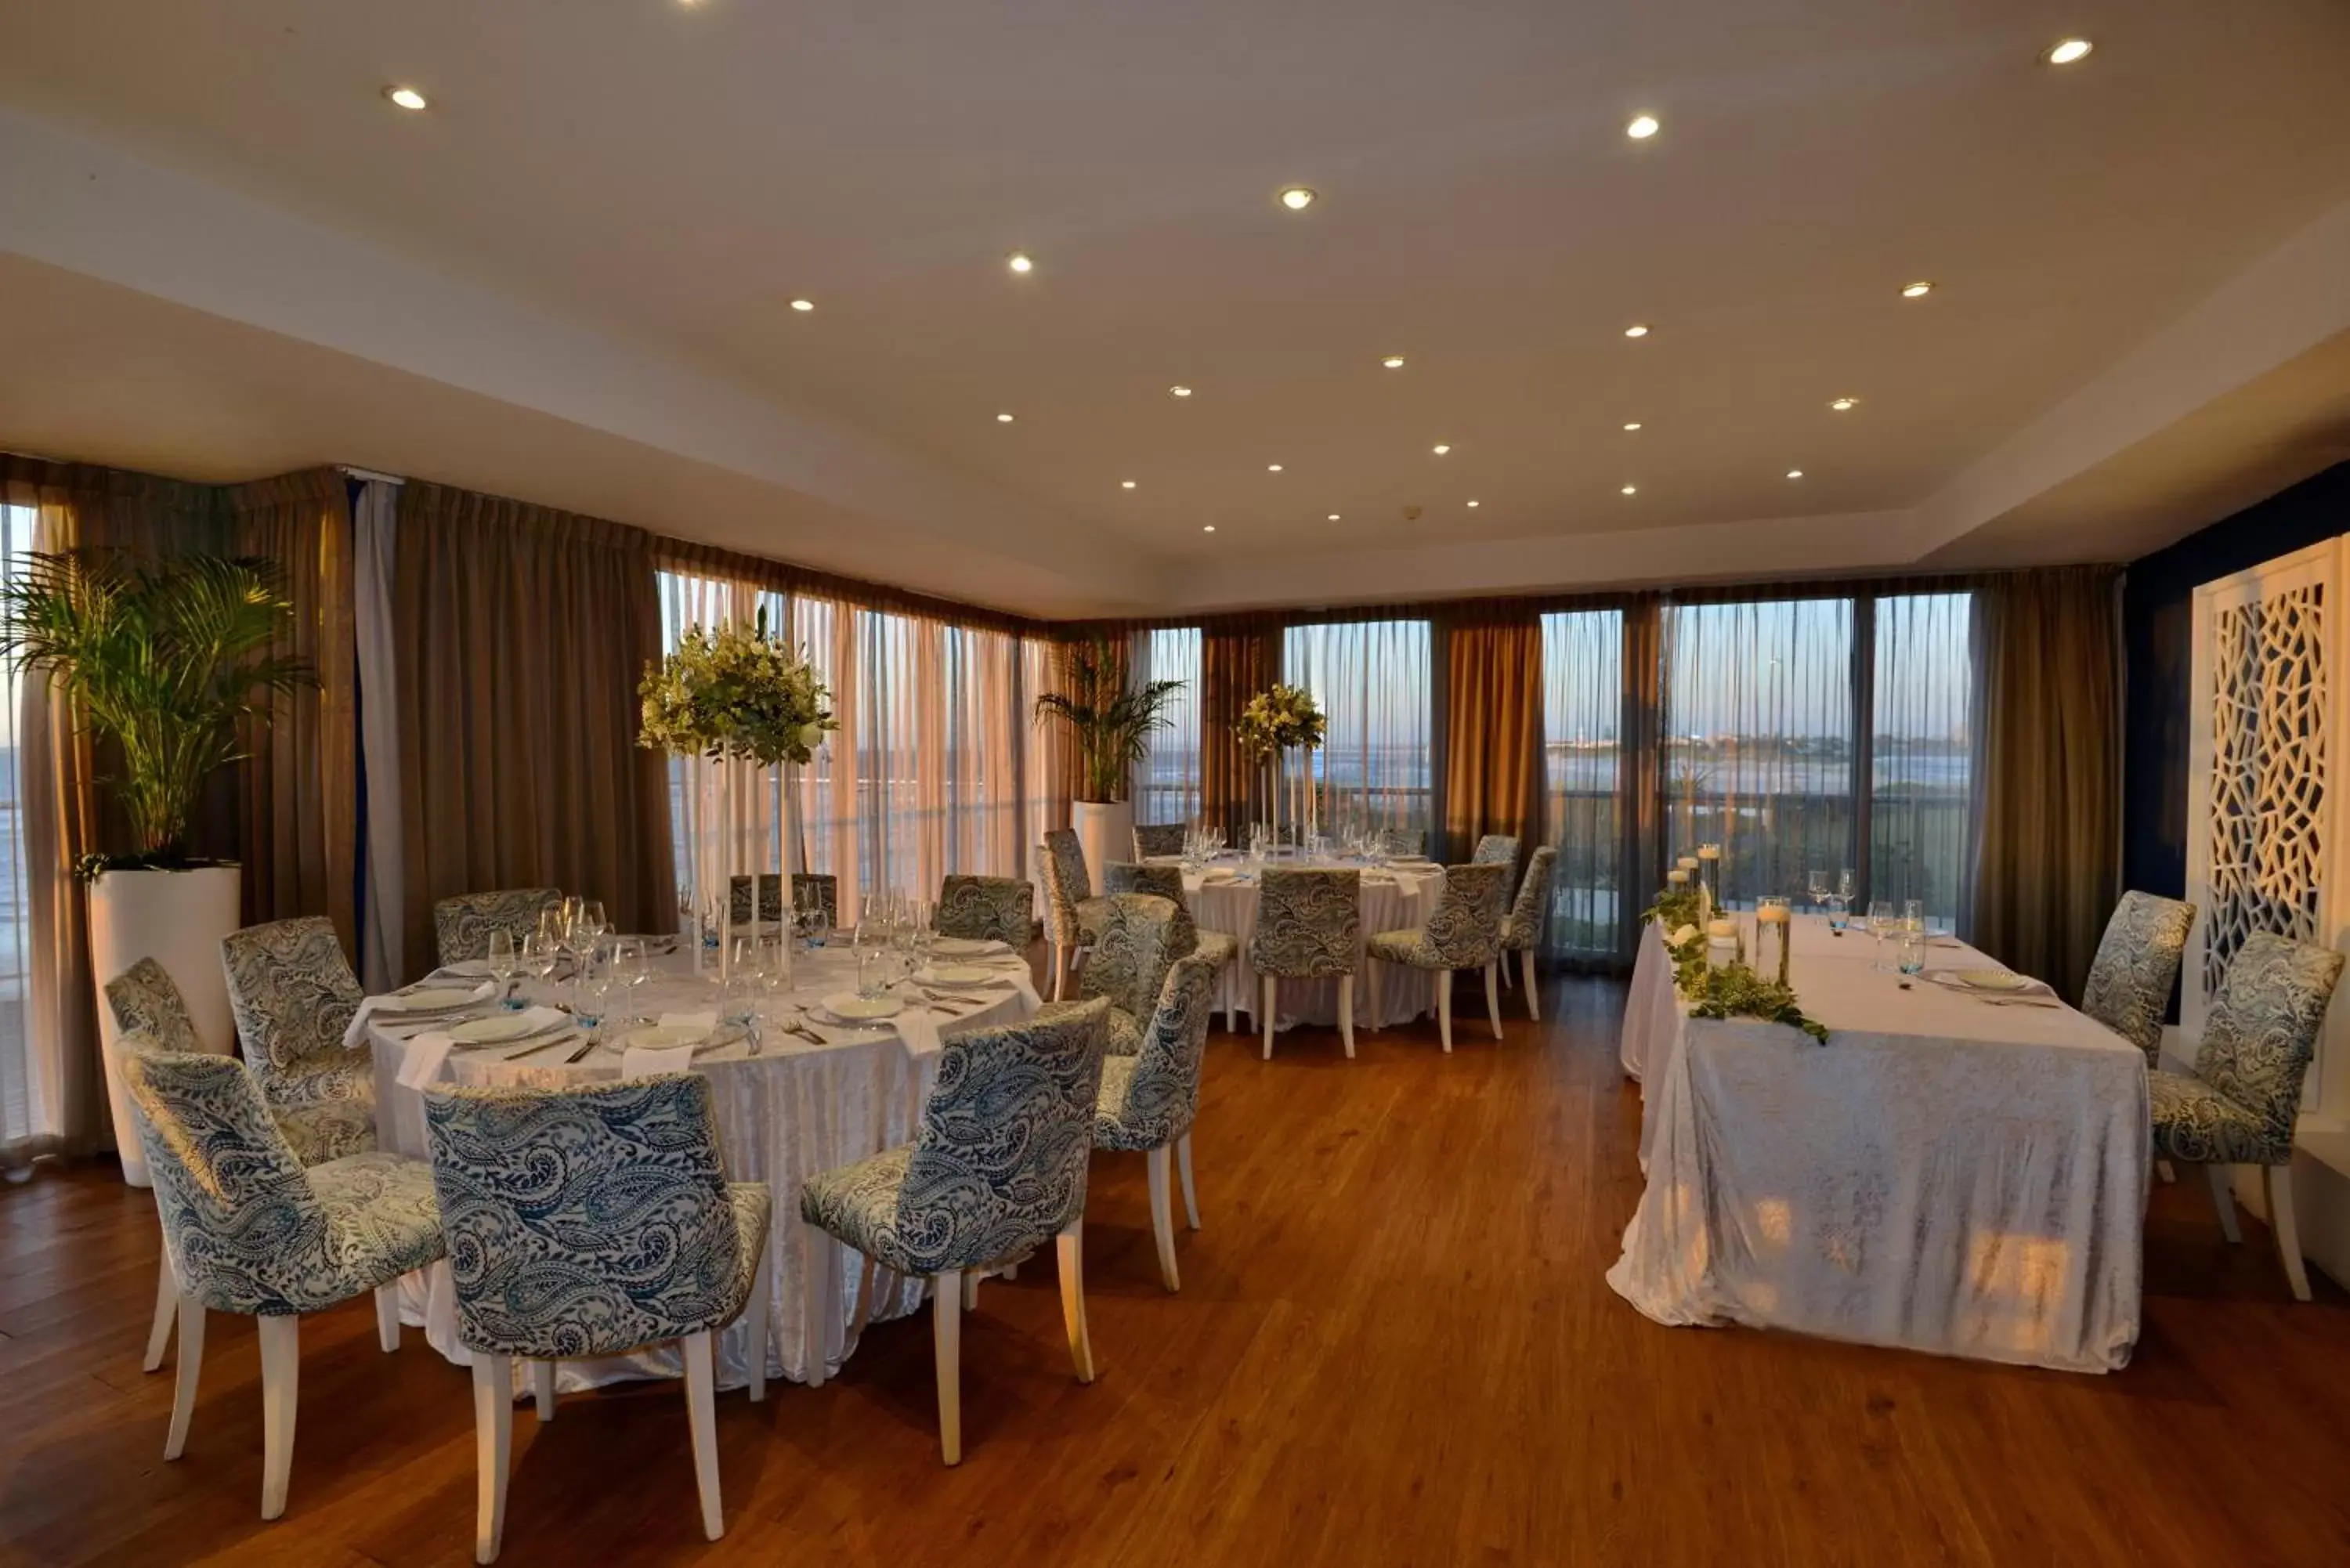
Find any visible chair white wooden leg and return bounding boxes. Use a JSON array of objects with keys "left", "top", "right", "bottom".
[
  {"left": 1484, "top": 962, "right": 1503, "bottom": 1040},
  {"left": 1056, "top": 1217, "right": 1095, "bottom": 1385},
  {"left": 2267, "top": 1164, "right": 2313, "bottom": 1302},
  {"left": 1176, "top": 1129, "right": 1200, "bottom": 1230},
  {"left": 532, "top": 1361, "right": 556, "bottom": 1421},
  {"left": 1260, "top": 976, "right": 1278, "bottom": 1060},
  {"left": 2206, "top": 1164, "right": 2243, "bottom": 1244},
  {"left": 744, "top": 1234, "right": 772, "bottom": 1403},
  {"left": 374, "top": 1283, "right": 403, "bottom": 1353},
  {"left": 1520, "top": 949, "right": 1541, "bottom": 1022},
  {"left": 143, "top": 1248, "right": 176, "bottom": 1373},
  {"left": 164, "top": 1292, "right": 205, "bottom": 1461},
  {"left": 682, "top": 1330, "right": 725, "bottom": 1540},
  {"left": 1146, "top": 1145, "right": 1180, "bottom": 1292},
  {"left": 932, "top": 1270, "right": 964, "bottom": 1465},
  {"left": 256, "top": 1313, "right": 300, "bottom": 1521},
  {"left": 802, "top": 1226, "right": 835, "bottom": 1389},
  {"left": 1051, "top": 943, "right": 1068, "bottom": 1002},
  {"left": 961, "top": 1272, "right": 981, "bottom": 1312},
  {"left": 1336, "top": 974, "right": 1356, "bottom": 1059},
  {"left": 1437, "top": 970, "right": 1455, "bottom": 1053},
  {"left": 471, "top": 1352, "right": 514, "bottom": 1565}
]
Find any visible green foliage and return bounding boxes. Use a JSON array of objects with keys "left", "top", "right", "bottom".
[
  {"left": 638, "top": 609, "right": 837, "bottom": 768},
  {"left": 0, "top": 550, "right": 315, "bottom": 863},
  {"left": 1032, "top": 637, "right": 1186, "bottom": 804},
  {"left": 1645, "top": 881, "right": 1828, "bottom": 1043},
  {"left": 1235, "top": 682, "right": 1326, "bottom": 756}
]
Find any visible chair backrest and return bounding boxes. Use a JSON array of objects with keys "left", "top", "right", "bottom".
[
  {"left": 1472, "top": 834, "right": 1520, "bottom": 868},
  {"left": 1132, "top": 823, "right": 1186, "bottom": 858},
  {"left": 936, "top": 875, "right": 1033, "bottom": 945},
  {"left": 121, "top": 1041, "right": 329, "bottom": 1315},
  {"left": 105, "top": 958, "right": 204, "bottom": 1054},
  {"left": 1383, "top": 828, "right": 1427, "bottom": 858},
  {"left": 898, "top": 996, "right": 1111, "bottom": 1274},
  {"left": 423, "top": 1074, "right": 745, "bottom": 1358},
  {"left": 794, "top": 874, "right": 840, "bottom": 925},
  {"left": 1249, "top": 867, "right": 1361, "bottom": 979},
  {"left": 1423, "top": 862, "right": 1511, "bottom": 966},
  {"left": 726, "top": 873, "right": 785, "bottom": 924},
  {"left": 1115, "top": 952, "right": 1221, "bottom": 1147},
  {"left": 1083, "top": 894, "right": 1185, "bottom": 1017},
  {"left": 2078, "top": 891, "right": 2196, "bottom": 1065},
  {"left": 1103, "top": 862, "right": 1199, "bottom": 955},
  {"left": 1042, "top": 829, "right": 1090, "bottom": 906},
  {"left": 1505, "top": 845, "right": 1557, "bottom": 948},
  {"left": 2197, "top": 931, "right": 2346, "bottom": 1152},
  {"left": 221, "top": 916, "right": 365, "bottom": 1082},
  {"left": 434, "top": 887, "right": 562, "bottom": 966}
]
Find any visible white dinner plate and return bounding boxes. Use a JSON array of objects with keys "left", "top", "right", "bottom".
[
  {"left": 381, "top": 986, "right": 482, "bottom": 1012},
  {"left": 1953, "top": 969, "right": 2031, "bottom": 992},
  {"left": 920, "top": 965, "right": 999, "bottom": 989},
  {"left": 449, "top": 1013, "right": 542, "bottom": 1044},
  {"left": 624, "top": 1024, "right": 709, "bottom": 1050},
  {"left": 931, "top": 938, "right": 1008, "bottom": 959},
  {"left": 821, "top": 992, "right": 904, "bottom": 1021}
]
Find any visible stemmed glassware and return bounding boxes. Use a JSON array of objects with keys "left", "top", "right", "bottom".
[
  {"left": 519, "top": 933, "right": 556, "bottom": 1003},
  {"left": 609, "top": 937, "right": 648, "bottom": 1028},
  {"left": 487, "top": 930, "right": 521, "bottom": 1010},
  {"left": 1867, "top": 898, "right": 1896, "bottom": 970},
  {"left": 572, "top": 945, "right": 613, "bottom": 1035}
]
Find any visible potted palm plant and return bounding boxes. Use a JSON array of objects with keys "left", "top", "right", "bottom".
[
  {"left": 1, "top": 551, "right": 314, "bottom": 1185},
  {"left": 1033, "top": 637, "right": 1184, "bottom": 895}
]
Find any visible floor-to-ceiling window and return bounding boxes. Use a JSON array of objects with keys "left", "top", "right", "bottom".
[
  {"left": 1284, "top": 618, "right": 1434, "bottom": 838},
  {"left": 1871, "top": 591, "right": 1976, "bottom": 927},
  {"left": 1136, "top": 626, "right": 1202, "bottom": 829},
  {"left": 0, "top": 505, "right": 40, "bottom": 1156},
  {"left": 1540, "top": 608, "right": 1626, "bottom": 960}
]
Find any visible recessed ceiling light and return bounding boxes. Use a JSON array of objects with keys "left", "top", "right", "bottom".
[
  {"left": 1621, "top": 485, "right": 1639, "bottom": 496},
  {"left": 789, "top": 298, "right": 815, "bottom": 312},
  {"left": 1829, "top": 396, "right": 1859, "bottom": 411},
  {"left": 1267, "top": 464, "right": 1284, "bottom": 473},
  {"left": 1327, "top": 512, "right": 1341, "bottom": 521},
  {"left": 1466, "top": 500, "right": 1480, "bottom": 508},
  {"left": 2044, "top": 38, "right": 2093, "bottom": 65},
  {"left": 995, "top": 412, "right": 1015, "bottom": 423},
  {"left": 1623, "top": 421, "right": 1643, "bottom": 432},
  {"left": 1169, "top": 385, "right": 1193, "bottom": 398},
  {"left": 1006, "top": 251, "right": 1035, "bottom": 274},
  {"left": 1432, "top": 443, "right": 1452, "bottom": 455},
  {"left": 1381, "top": 355, "right": 1406, "bottom": 370},
  {"left": 1278, "top": 186, "right": 1318, "bottom": 211},
  {"left": 1626, "top": 114, "right": 1660, "bottom": 139},
  {"left": 1202, "top": 525, "right": 1217, "bottom": 533},
  {"left": 1120, "top": 480, "right": 1137, "bottom": 490},
  {"left": 1900, "top": 280, "right": 1933, "bottom": 299},
  {"left": 384, "top": 86, "right": 428, "bottom": 111},
  {"left": 1624, "top": 323, "right": 1651, "bottom": 338},
  {"left": 1786, "top": 469, "right": 1805, "bottom": 479}
]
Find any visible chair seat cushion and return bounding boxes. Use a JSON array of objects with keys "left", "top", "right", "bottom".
[
  {"left": 2149, "top": 1070, "right": 2286, "bottom": 1166},
  {"left": 722, "top": 1181, "right": 773, "bottom": 1318},
  {"left": 1367, "top": 927, "right": 1444, "bottom": 967},
  {"left": 1499, "top": 913, "right": 1535, "bottom": 952},
  {"left": 306, "top": 1152, "right": 446, "bottom": 1299},
  {"left": 800, "top": 1143, "right": 920, "bottom": 1275},
  {"left": 1076, "top": 896, "right": 1110, "bottom": 942},
  {"left": 262, "top": 1057, "right": 378, "bottom": 1165},
  {"left": 1194, "top": 930, "right": 1238, "bottom": 967},
  {"left": 1093, "top": 1053, "right": 1193, "bottom": 1153}
]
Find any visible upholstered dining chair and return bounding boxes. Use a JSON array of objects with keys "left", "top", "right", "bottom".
[
  {"left": 1080, "top": 893, "right": 1187, "bottom": 1055},
  {"left": 105, "top": 959, "right": 209, "bottom": 1376},
  {"left": 121, "top": 1042, "right": 444, "bottom": 1522},
  {"left": 433, "top": 888, "right": 562, "bottom": 967},
  {"left": 2081, "top": 891, "right": 2196, "bottom": 1068},
  {"left": 1472, "top": 833, "right": 1522, "bottom": 905},
  {"left": 1366, "top": 862, "right": 1511, "bottom": 1053},
  {"left": 1248, "top": 868, "right": 1361, "bottom": 1061},
  {"left": 1499, "top": 845, "right": 1558, "bottom": 1021},
  {"left": 2150, "top": 930, "right": 2345, "bottom": 1302},
  {"left": 1095, "top": 952, "right": 1220, "bottom": 1292},
  {"left": 726, "top": 873, "right": 786, "bottom": 924},
  {"left": 423, "top": 1075, "right": 772, "bottom": 1563},
  {"left": 1039, "top": 829, "right": 1108, "bottom": 1001},
  {"left": 800, "top": 998, "right": 1111, "bottom": 1465},
  {"left": 1131, "top": 822, "right": 1187, "bottom": 858},
  {"left": 220, "top": 916, "right": 377, "bottom": 1166},
  {"left": 1384, "top": 829, "right": 1427, "bottom": 858},
  {"left": 1107, "top": 860, "right": 1239, "bottom": 1032},
  {"left": 935, "top": 874, "right": 1034, "bottom": 946}
]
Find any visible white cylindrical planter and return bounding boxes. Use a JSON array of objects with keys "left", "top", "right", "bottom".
[
  {"left": 89, "top": 864, "right": 242, "bottom": 1187},
  {"left": 1072, "top": 800, "right": 1136, "bottom": 897}
]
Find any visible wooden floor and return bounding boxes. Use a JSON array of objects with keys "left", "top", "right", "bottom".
[{"left": 8, "top": 976, "right": 2350, "bottom": 1567}]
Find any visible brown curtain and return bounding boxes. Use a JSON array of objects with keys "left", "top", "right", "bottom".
[
  {"left": 1199, "top": 622, "right": 1280, "bottom": 840},
  {"left": 1970, "top": 566, "right": 2122, "bottom": 999},
  {"left": 393, "top": 482, "right": 674, "bottom": 976},
  {"left": 1617, "top": 594, "right": 1666, "bottom": 966},
  {"left": 223, "top": 471, "right": 357, "bottom": 948},
  {"left": 1441, "top": 615, "right": 1545, "bottom": 867}
]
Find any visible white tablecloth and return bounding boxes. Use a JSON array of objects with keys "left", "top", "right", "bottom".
[
  {"left": 1181, "top": 858, "right": 1444, "bottom": 1028},
  {"left": 1609, "top": 916, "right": 2149, "bottom": 1373},
  {"left": 369, "top": 945, "right": 1039, "bottom": 1393}
]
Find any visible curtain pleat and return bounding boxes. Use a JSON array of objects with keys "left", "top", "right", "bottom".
[
  {"left": 393, "top": 482, "right": 674, "bottom": 977},
  {"left": 1200, "top": 623, "right": 1281, "bottom": 840},
  {"left": 1442, "top": 617, "right": 1544, "bottom": 867}
]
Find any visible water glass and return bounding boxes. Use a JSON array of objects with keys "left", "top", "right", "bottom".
[
  {"left": 610, "top": 938, "right": 648, "bottom": 1025},
  {"left": 856, "top": 946, "right": 888, "bottom": 1001},
  {"left": 487, "top": 930, "right": 520, "bottom": 1010},
  {"left": 573, "top": 948, "right": 613, "bottom": 1032},
  {"left": 1867, "top": 899, "right": 1896, "bottom": 969},
  {"left": 1903, "top": 898, "right": 1925, "bottom": 935},
  {"left": 1837, "top": 868, "right": 1856, "bottom": 902},
  {"left": 519, "top": 933, "right": 556, "bottom": 1002},
  {"left": 1806, "top": 869, "right": 1828, "bottom": 909},
  {"left": 1825, "top": 895, "right": 1849, "bottom": 933},
  {"left": 1896, "top": 930, "right": 1928, "bottom": 978}
]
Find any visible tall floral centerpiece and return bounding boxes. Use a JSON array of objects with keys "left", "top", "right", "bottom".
[
  {"left": 1236, "top": 682, "right": 1327, "bottom": 844},
  {"left": 638, "top": 610, "right": 835, "bottom": 980}
]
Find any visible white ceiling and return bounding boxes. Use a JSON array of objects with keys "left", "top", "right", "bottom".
[{"left": 2, "top": 0, "right": 2349, "bottom": 615}]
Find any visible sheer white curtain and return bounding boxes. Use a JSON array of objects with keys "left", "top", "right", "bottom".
[
  {"left": 1872, "top": 591, "right": 1976, "bottom": 930},
  {"left": 0, "top": 502, "right": 49, "bottom": 1166},
  {"left": 1540, "top": 609, "right": 1626, "bottom": 960},
  {"left": 1285, "top": 619, "right": 1434, "bottom": 837},
  {"left": 1133, "top": 626, "right": 1202, "bottom": 829}
]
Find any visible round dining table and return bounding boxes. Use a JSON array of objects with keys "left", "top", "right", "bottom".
[
  {"left": 1167, "top": 854, "right": 1447, "bottom": 1031},
  {"left": 366, "top": 940, "right": 1040, "bottom": 1395}
]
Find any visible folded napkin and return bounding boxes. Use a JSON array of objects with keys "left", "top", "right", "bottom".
[
  {"left": 622, "top": 1041, "right": 700, "bottom": 1079},
  {"left": 346, "top": 980, "right": 497, "bottom": 1049},
  {"left": 396, "top": 1031, "right": 457, "bottom": 1090}
]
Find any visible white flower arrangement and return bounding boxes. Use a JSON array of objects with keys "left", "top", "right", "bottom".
[
  {"left": 638, "top": 613, "right": 836, "bottom": 767},
  {"left": 1235, "top": 682, "right": 1327, "bottom": 755}
]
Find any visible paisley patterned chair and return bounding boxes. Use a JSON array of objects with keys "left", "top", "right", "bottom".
[
  {"left": 2080, "top": 891, "right": 2196, "bottom": 1068},
  {"left": 1384, "top": 829, "right": 1428, "bottom": 858},
  {"left": 1131, "top": 822, "right": 1187, "bottom": 858},
  {"left": 422, "top": 1075, "right": 772, "bottom": 1561},
  {"left": 1095, "top": 952, "right": 1220, "bottom": 1292},
  {"left": 799, "top": 998, "right": 1111, "bottom": 1465},
  {"left": 121, "top": 1042, "right": 444, "bottom": 1522},
  {"left": 104, "top": 959, "right": 218, "bottom": 1378},
  {"left": 220, "top": 917, "right": 377, "bottom": 1165},
  {"left": 1498, "top": 845, "right": 1559, "bottom": 1021},
  {"left": 1079, "top": 893, "right": 1187, "bottom": 1056},
  {"left": 1039, "top": 829, "right": 1109, "bottom": 1002},
  {"left": 433, "top": 887, "right": 562, "bottom": 968},
  {"left": 726, "top": 872, "right": 832, "bottom": 927},
  {"left": 1366, "top": 862, "right": 1511, "bottom": 1053},
  {"left": 1107, "top": 861, "right": 1238, "bottom": 1033},
  {"left": 2150, "top": 930, "right": 2345, "bottom": 1301},
  {"left": 1248, "top": 868, "right": 1361, "bottom": 1061},
  {"left": 935, "top": 874, "right": 1034, "bottom": 946},
  {"left": 1472, "top": 833, "right": 1523, "bottom": 906}
]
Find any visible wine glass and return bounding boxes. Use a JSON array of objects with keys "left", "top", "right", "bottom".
[
  {"left": 573, "top": 945, "right": 613, "bottom": 1035},
  {"left": 577, "top": 898, "right": 607, "bottom": 947},
  {"left": 1806, "top": 869, "right": 1828, "bottom": 911},
  {"left": 1867, "top": 899, "right": 1896, "bottom": 970},
  {"left": 519, "top": 932, "right": 556, "bottom": 1003},
  {"left": 1837, "top": 868, "right": 1856, "bottom": 903},
  {"left": 487, "top": 930, "right": 521, "bottom": 1010},
  {"left": 610, "top": 937, "right": 648, "bottom": 1027}
]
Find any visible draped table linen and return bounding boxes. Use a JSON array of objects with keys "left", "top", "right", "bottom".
[
  {"left": 1177, "top": 858, "right": 1444, "bottom": 1029},
  {"left": 370, "top": 945, "right": 1039, "bottom": 1393},
  {"left": 1610, "top": 916, "right": 2149, "bottom": 1373}
]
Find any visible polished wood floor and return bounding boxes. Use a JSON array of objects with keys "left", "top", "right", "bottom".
[{"left": 8, "top": 976, "right": 2350, "bottom": 1567}]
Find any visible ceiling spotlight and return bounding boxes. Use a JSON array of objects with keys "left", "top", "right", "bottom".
[
  {"left": 1278, "top": 186, "right": 1318, "bottom": 211},
  {"left": 1786, "top": 469, "right": 1805, "bottom": 479},
  {"left": 1006, "top": 251, "right": 1035, "bottom": 274},
  {"left": 995, "top": 412, "right": 1015, "bottom": 423},
  {"left": 1327, "top": 513, "right": 1341, "bottom": 521},
  {"left": 1466, "top": 500, "right": 1480, "bottom": 508},
  {"left": 1624, "top": 323, "right": 1652, "bottom": 338},
  {"left": 384, "top": 85, "right": 429, "bottom": 110},
  {"left": 1900, "top": 280, "right": 1933, "bottom": 299},
  {"left": 1829, "top": 396, "right": 1859, "bottom": 411},
  {"left": 1626, "top": 114, "right": 1660, "bottom": 139},
  {"left": 2044, "top": 38, "right": 2093, "bottom": 65},
  {"left": 1623, "top": 421, "right": 1643, "bottom": 432},
  {"left": 1381, "top": 355, "right": 1406, "bottom": 370},
  {"left": 1120, "top": 480, "right": 1137, "bottom": 490},
  {"left": 1621, "top": 485, "right": 1639, "bottom": 496},
  {"left": 1202, "top": 524, "right": 1217, "bottom": 533},
  {"left": 789, "top": 298, "right": 815, "bottom": 312},
  {"left": 1432, "top": 443, "right": 1452, "bottom": 456},
  {"left": 1267, "top": 464, "right": 1284, "bottom": 473},
  {"left": 1169, "top": 385, "right": 1193, "bottom": 398}
]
